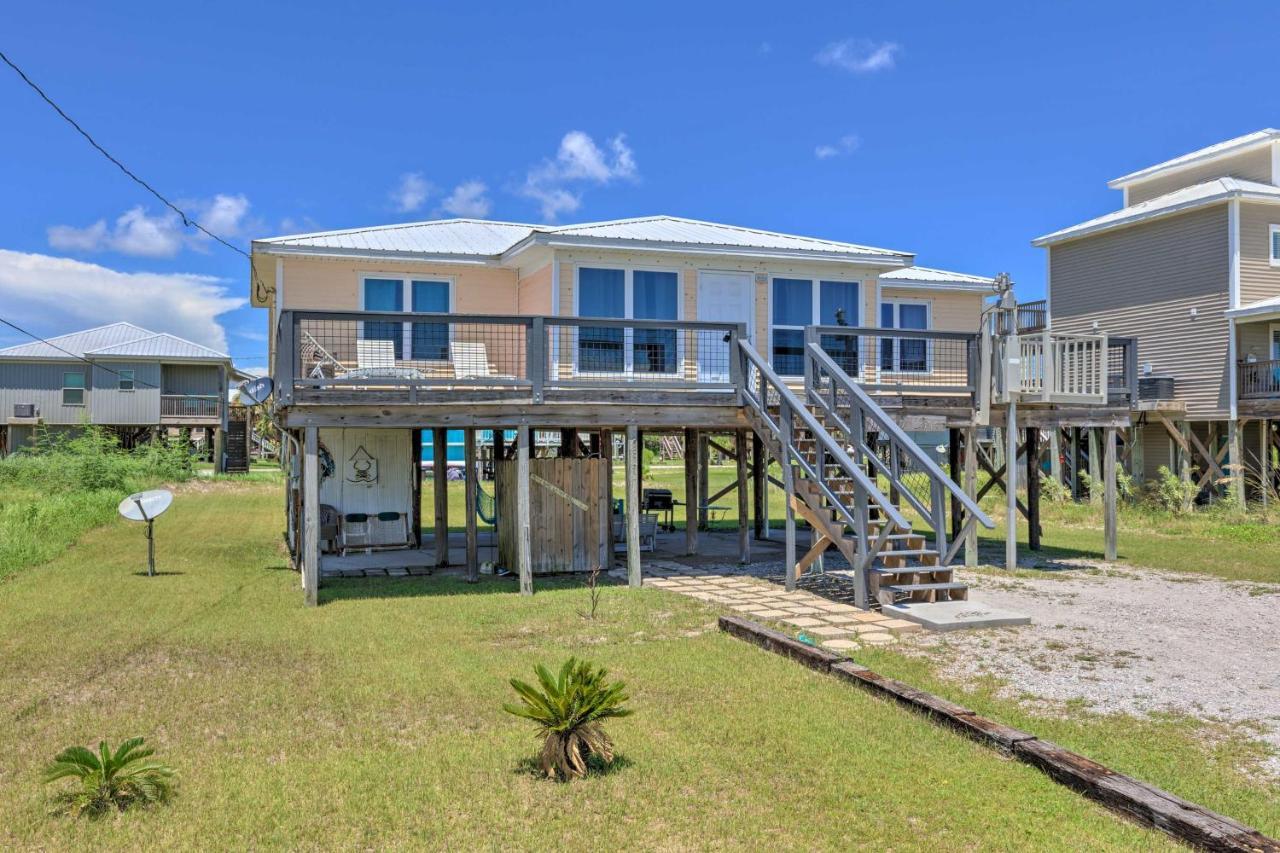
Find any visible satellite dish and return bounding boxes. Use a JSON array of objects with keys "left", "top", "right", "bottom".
[
  {"left": 238, "top": 376, "right": 274, "bottom": 406},
  {"left": 117, "top": 489, "right": 173, "bottom": 576}
]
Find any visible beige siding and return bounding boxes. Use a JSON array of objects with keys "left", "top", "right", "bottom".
[
  {"left": 1126, "top": 147, "right": 1274, "bottom": 205},
  {"left": 1238, "top": 318, "right": 1276, "bottom": 362},
  {"left": 1138, "top": 421, "right": 1176, "bottom": 482},
  {"left": 276, "top": 255, "right": 518, "bottom": 314},
  {"left": 1049, "top": 205, "right": 1230, "bottom": 417},
  {"left": 517, "top": 261, "right": 553, "bottom": 315},
  {"left": 1238, "top": 202, "right": 1280, "bottom": 306}
]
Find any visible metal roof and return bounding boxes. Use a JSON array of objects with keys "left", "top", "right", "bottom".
[
  {"left": 1033, "top": 178, "right": 1280, "bottom": 247},
  {"left": 1108, "top": 129, "right": 1280, "bottom": 188},
  {"left": 255, "top": 219, "right": 540, "bottom": 256},
  {"left": 253, "top": 215, "right": 912, "bottom": 265},
  {"left": 879, "top": 265, "right": 994, "bottom": 289},
  {"left": 0, "top": 322, "right": 230, "bottom": 362}
]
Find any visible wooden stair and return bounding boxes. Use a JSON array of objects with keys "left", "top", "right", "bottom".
[{"left": 755, "top": 401, "right": 969, "bottom": 609}]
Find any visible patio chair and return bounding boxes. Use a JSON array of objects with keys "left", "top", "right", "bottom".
[
  {"left": 370, "top": 511, "right": 411, "bottom": 549},
  {"left": 357, "top": 339, "right": 398, "bottom": 370},
  {"left": 300, "top": 332, "right": 347, "bottom": 379},
  {"left": 450, "top": 341, "right": 499, "bottom": 379},
  {"left": 340, "top": 512, "right": 372, "bottom": 553}
]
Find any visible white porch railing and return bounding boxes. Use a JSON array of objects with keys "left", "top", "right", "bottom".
[{"left": 1000, "top": 331, "right": 1108, "bottom": 404}]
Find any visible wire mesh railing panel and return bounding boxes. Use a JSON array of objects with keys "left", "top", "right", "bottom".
[
  {"left": 544, "top": 320, "right": 737, "bottom": 388},
  {"left": 812, "top": 327, "right": 976, "bottom": 395},
  {"left": 293, "top": 313, "right": 531, "bottom": 386}
]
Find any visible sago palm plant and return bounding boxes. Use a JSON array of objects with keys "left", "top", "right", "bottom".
[
  {"left": 43, "top": 737, "right": 175, "bottom": 817},
  {"left": 503, "top": 657, "right": 633, "bottom": 780}
]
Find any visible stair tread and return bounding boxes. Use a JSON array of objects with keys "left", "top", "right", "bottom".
[
  {"left": 885, "top": 582, "right": 968, "bottom": 592},
  {"left": 874, "top": 548, "right": 940, "bottom": 557}
]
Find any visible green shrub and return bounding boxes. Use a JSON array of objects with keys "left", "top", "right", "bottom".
[
  {"left": 504, "top": 658, "right": 633, "bottom": 780},
  {"left": 1039, "top": 475, "right": 1072, "bottom": 503},
  {"left": 44, "top": 737, "right": 175, "bottom": 818},
  {"left": 1148, "top": 465, "right": 1198, "bottom": 514}
]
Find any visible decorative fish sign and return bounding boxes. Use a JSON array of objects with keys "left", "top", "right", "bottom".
[{"left": 346, "top": 445, "right": 378, "bottom": 486}]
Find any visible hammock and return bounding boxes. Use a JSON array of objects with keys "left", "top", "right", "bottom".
[{"left": 476, "top": 480, "right": 497, "bottom": 525}]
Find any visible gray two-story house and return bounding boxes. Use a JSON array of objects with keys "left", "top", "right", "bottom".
[
  {"left": 1034, "top": 129, "right": 1280, "bottom": 497},
  {"left": 0, "top": 322, "right": 235, "bottom": 468}
]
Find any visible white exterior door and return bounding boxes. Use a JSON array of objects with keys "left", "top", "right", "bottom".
[{"left": 697, "top": 271, "right": 754, "bottom": 382}]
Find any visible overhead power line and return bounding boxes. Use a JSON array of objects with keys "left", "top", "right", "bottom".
[
  {"left": 0, "top": 48, "right": 271, "bottom": 300},
  {"left": 0, "top": 316, "right": 162, "bottom": 390}
]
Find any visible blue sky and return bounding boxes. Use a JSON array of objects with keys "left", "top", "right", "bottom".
[{"left": 3, "top": 1, "right": 1278, "bottom": 370}]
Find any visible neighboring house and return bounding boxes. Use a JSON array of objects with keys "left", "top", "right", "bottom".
[
  {"left": 0, "top": 322, "right": 237, "bottom": 468},
  {"left": 1034, "top": 130, "right": 1280, "bottom": 491}
]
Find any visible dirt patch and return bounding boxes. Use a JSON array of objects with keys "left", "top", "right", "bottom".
[{"left": 910, "top": 563, "right": 1280, "bottom": 774}]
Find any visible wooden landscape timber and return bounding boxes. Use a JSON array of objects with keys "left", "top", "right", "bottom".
[{"left": 720, "top": 616, "right": 1280, "bottom": 852}]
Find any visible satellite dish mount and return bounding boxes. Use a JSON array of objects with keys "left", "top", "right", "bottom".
[{"left": 117, "top": 489, "right": 174, "bottom": 577}]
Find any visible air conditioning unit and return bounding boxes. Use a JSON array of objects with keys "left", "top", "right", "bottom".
[{"left": 13, "top": 404, "right": 36, "bottom": 419}]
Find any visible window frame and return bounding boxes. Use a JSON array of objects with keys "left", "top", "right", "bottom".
[
  {"left": 767, "top": 275, "right": 863, "bottom": 377},
  {"left": 571, "top": 264, "right": 683, "bottom": 377},
  {"left": 878, "top": 298, "right": 933, "bottom": 375},
  {"left": 117, "top": 369, "right": 136, "bottom": 392},
  {"left": 1269, "top": 224, "right": 1280, "bottom": 267},
  {"left": 358, "top": 273, "right": 456, "bottom": 361},
  {"left": 62, "top": 370, "right": 86, "bottom": 406}
]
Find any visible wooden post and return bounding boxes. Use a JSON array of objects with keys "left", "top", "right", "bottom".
[
  {"left": 751, "top": 433, "right": 767, "bottom": 540},
  {"left": 1049, "top": 428, "right": 1062, "bottom": 486},
  {"left": 1228, "top": 419, "right": 1245, "bottom": 504},
  {"left": 735, "top": 428, "right": 749, "bottom": 564},
  {"left": 782, "top": 438, "right": 797, "bottom": 592},
  {"left": 625, "top": 424, "right": 642, "bottom": 588},
  {"left": 948, "top": 428, "right": 962, "bottom": 542},
  {"left": 464, "top": 429, "right": 478, "bottom": 582},
  {"left": 698, "top": 433, "right": 710, "bottom": 530},
  {"left": 1006, "top": 403, "right": 1018, "bottom": 571},
  {"left": 433, "top": 428, "right": 449, "bottom": 566},
  {"left": 1130, "top": 424, "right": 1145, "bottom": 484},
  {"left": 1261, "top": 419, "right": 1270, "bottom": 509},
  {"left": 684, "top": 427, "right": 699, "bottom": 555},
  {"left": 1087, "top": 428, "right": 1101, "bottom": 504},
  {"left": 302, "top": 426, "right": 319, "bottom": 607},
  {"left": 1179, "top": 421, "right": 1193, "bottom": 511},
  {"left": 494, "top": 428, "right": 506, "bottom": 462},
  {"left": 516, "top": 424, "right": 532, "bottom": 596},
  {"left": 559, "top": 428, "right": 578, "bottom": 458},
  {"left": 411, "top": 428, "right": 423, "bottom": 548},
  {"left": 1025, "top": 426, "right": 1041, "bottom": 551},
  {"left": 601, "top": 429, "right": 614, "bottom": 562},
  {"left": 963, "top": 425, "right": 978, "bottom": 567},
  {"left": 1104, "top": 426, "right": 1118, "bottom": 561}
]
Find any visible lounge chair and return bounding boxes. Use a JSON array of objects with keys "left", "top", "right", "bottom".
[
  {"left": 450, "top": 341, "right": 499, "bottom": 379},
  {"left": 300, "top": 332, "right": 347, "bottom": 379},
  {"left": 357, "top": 339, "right": 397, "bottom": 370}
]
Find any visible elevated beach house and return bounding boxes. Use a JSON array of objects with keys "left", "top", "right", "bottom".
[
  {"left": 0, "top": 322, "right": 236, "bottom": 467},
  {"left": 1034, "top": 130, "right": 1280, "bottom": 497},
  {"left": 254, "top": 214, "right": 1083, "bottom": 606}
]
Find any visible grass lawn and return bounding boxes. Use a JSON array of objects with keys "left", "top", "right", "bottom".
[{"left": 0, "top": 480, "right": 1197, "bottom": 849}]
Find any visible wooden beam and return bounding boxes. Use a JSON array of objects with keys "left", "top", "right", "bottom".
[
  {"left": 1104, "top": 426, "right": 1118, "bottom": 561},
  {"left": 433, "top": 428, "right": 449, "bottom": 566},
  {"left": 736, "top": 428, "right": 750, "bottom": 565},
  {"left": 1262, "top": 418, "right": 1270, "bottom": 509},
  {"left": 795, "top": 533, "right": 833, "bottom": 575},
  {"left": 559, "top": 428, "right": 578, "bottom": 458},
  {"left": 1026, "top": 427, "right": 1041, "bottom": 551},
  {"left": 752, "top": 432, "right": 767, "bottom": 541},
  {"left": 626, "top": 424, "right": 642, "bottom": 588},
  {"left": 963, "top": 426, "right": 978, "bottom": 568},
  {"left": 707, "top": 437, "right": 737, "bottom": 460},
  {"left": 302, "top": 426, "right": 319, "bottom": 607},
  {"left": 516, "top": 424, "right": 532, "bottom": 596},
  {"left": 1087, "top": 428, "right": 1101, "bottom": 504},
  {"left": 411, "top": 428, "right": 423, "bottom": 548},
  {"left": 698, "top": 433, "right": 710, "bottom": 530},
  {"left": 948, "top": 428, "right": 962, "bottom": 542},
  {"left": 464, "top": 429, "right": 478, "bottom": 582},
  {"left": 601, "top": 429, "right": 614, "bottom": 563},
  {"left": 684, "top": 427, "right": 699, "bottom": 555},
  {"left": 1228, "top": 419, "right": 1245, "bottom": 502}
]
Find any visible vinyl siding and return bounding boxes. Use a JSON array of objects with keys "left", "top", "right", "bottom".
[
  {"left": 276, "top": 255, "right": 519, "bottom": 313},
  {"left": 1138, "top": 421, "right": 1176, "bottom": 482},
  {"left": 1238, "top": 202, "right": 1280, "bottom": 306},
  {"left": 1126, "top": 147, "right": 1274, "bottom": 205},
  {"left": 0, "top": 360, "right": 94, "bottom": 424},
  {"left": 1237, "top": 319, "right": 1277, "bottom": 361},
  {"left": 89, "top": 362, "right": 160, "bottom": 425},
  {"left": 1049, "top": 205, "right": 1230, "bottom": 418},
  {"left": 161, "top": 364, "right": 222, "bottom": 396}
]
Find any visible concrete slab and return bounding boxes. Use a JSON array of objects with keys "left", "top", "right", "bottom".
[{"left": 881, "top": 599, "right": 1031, "bottom": 633}]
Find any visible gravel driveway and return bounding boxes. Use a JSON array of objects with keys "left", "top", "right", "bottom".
[{"left": 911, "top": 559, "right": 1280, "bottom": 773}]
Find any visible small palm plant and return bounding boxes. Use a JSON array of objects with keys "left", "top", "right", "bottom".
[
  {"left": 503, "top": 658, "right": 633, "bottom": 780},
  {"left": 44, "top": 737, "right": 175, "bottom": 817}
]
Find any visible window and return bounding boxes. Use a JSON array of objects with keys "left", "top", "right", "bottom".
[
  {"left": 880, "top": 301, "right": 930, "bottom": 372},
  {"left": 1270, "top": 224, "right": 1280, "bottom": 267},
  {"left": 576, "top": 267, "right": 680, "bottom": 374},
  {"left": 770, "top": 278, "right": 860, "bottom": 375},
  {"left": 62, "top": 371, "right": 85, "bottom": 406},
  {"left": 360, "top": 275, "right": 452, "bottom": 360},
  {"left": 117, "top": 369, "right": 135, "bottom": 392}
]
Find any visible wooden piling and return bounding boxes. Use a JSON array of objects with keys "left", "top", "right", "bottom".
[
  {"left": 516, "top": 425, "right": 532, "bottom": 596},
  {"left": 1104, "top": 426, "right": 1118, "bottom": 561},
  {"left": 302, "top": 426, "right": 319, "bottom": 607},
  {"left": 433, "top": 428, "right": 449, "bottom": 566},
  {"left": 464, "top": 429, "right": 478, "bottom": 582},
  {"left": 684, "top": 427, "right": 699, "bottom": 555},
  {"left": 735, "top": 428, "right": 749, "bottom": 564},
  {"left": 626, "top": 424, "right": 642, "bottom": 588}
]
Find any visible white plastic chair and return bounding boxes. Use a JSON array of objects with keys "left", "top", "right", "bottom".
[
  {"left": 450, "top": 342, "right": 494, "bottom": 379},
  {"left": 357, "top": 339, "right": 397, "bottom": 370}
]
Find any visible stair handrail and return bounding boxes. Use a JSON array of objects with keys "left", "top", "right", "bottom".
[
  {"left": 736, "top": 339, "right": 910, "bottom": 534},
  {"left": 805, "top": 342, "right": 995, "bottom": 557}
]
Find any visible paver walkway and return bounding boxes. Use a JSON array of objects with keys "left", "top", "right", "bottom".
[{"left": 617, "top": 559, "right": 921, "bottom": 651}]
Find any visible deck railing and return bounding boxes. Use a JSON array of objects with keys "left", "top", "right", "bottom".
[
  {"left": 992, "top": 300, "right": 1048, "bottom": 335},
  {"left": 1239, "top": 359, "right": 1280, "bottom": 399},
  {"left": 160, "top": 394, "right": 221, "bottom": 419},
  {"left": 996, "top": 330, "right": 1108, "bottom": 405},
  {"left": 277, "top": 310, "right": 744, "bottom": 405},
  {"left": 1106, "top": 337, "right": 1139, "bottom": 406},
  {"left": 803, "top": 326, "right": 979, "bottom": 398}
]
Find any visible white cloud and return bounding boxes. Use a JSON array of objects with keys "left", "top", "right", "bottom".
[
  {"left": 0, "top": 249, "right": 244, "bottom": 352},
  {"left": 522, "top": 131, "right": 638, "bottom": 221},
  {"left": 391, "top": 172, "right": 432, "bottom": 213},
  {"left": 815, "top": 134, "right": 861, "bottom": 160},
  {"left": 440, "top": 180, "right": 492, "bottom": 218},
  {"left": 814, "top": 39, "right": 900, "bottom": 73},
  {"left": 47, "top": 194, "right": 255, "bottom": 258}
]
